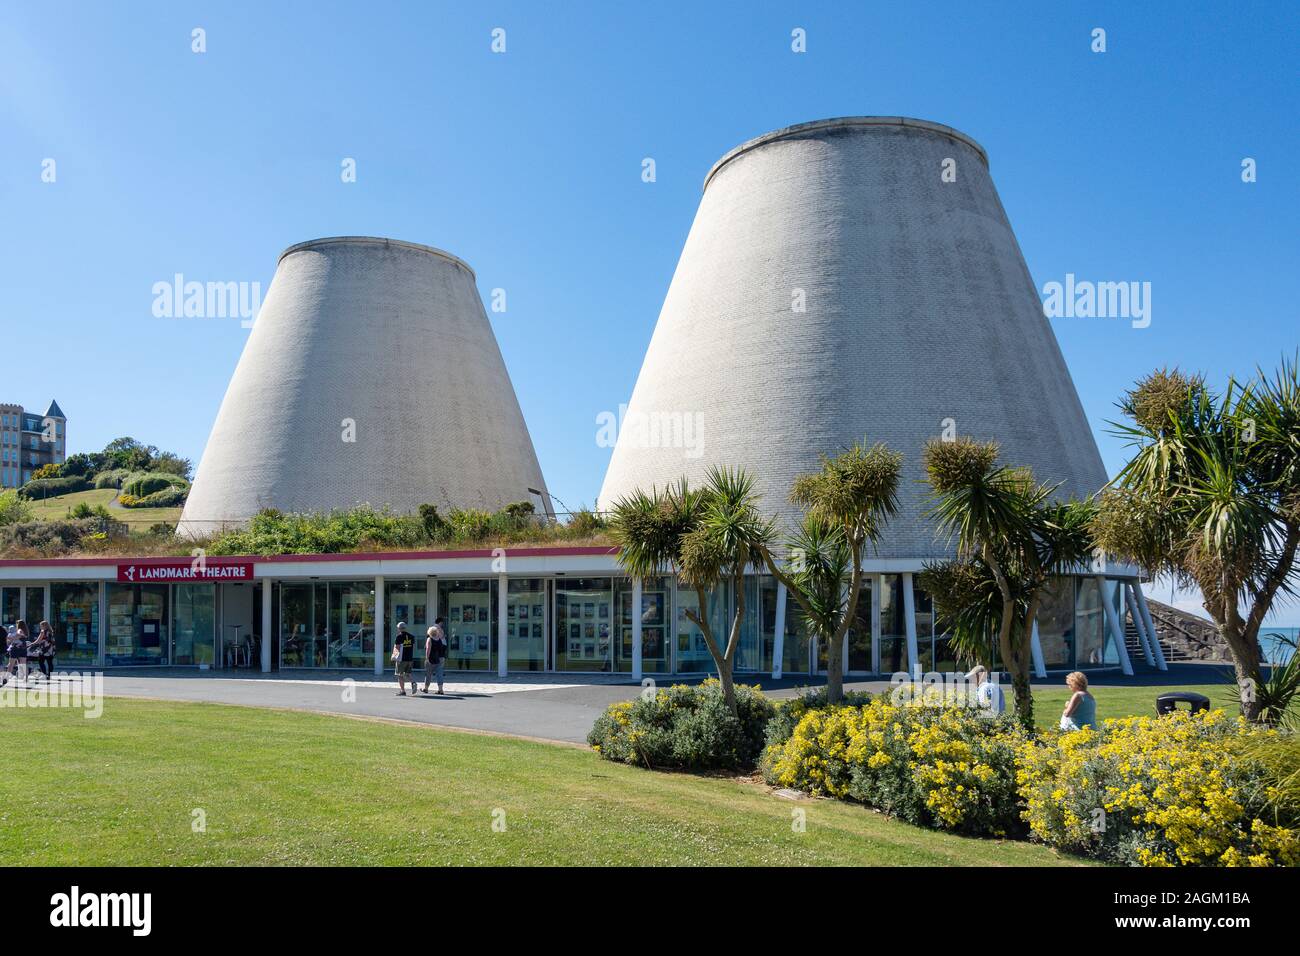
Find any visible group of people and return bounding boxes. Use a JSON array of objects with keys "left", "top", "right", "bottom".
[
  {"left": 966, "top": 665, "right": 1097, "bottom": 730},
  {"left": 2, "top": 619, "right": 57, "bottom": 686},
  {"left": 391, "top": 617, "right": 448, "bottom": 697}
]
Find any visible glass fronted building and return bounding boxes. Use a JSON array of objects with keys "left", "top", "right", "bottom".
[{"left": 0, "top": 546, "right": 1162, "bottom": 678}]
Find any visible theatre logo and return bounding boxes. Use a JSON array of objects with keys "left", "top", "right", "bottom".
[
  {"left": 118, "top": 560, "right": 254, "bottom": 583},
  {"left": 49, "top": 886, "right": 151, "bottom": 936}
]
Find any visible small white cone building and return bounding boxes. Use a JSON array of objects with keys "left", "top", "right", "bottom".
[
  {"left": 179, "top": 237, "right": 550, "bottom": 536},
  {"left": 598, "top": 117, "right": 1108, "bottom": 557}
]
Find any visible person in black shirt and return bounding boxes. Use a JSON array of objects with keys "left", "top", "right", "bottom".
[{"left": 393, "top": 622, "right": 416, "bottom": 696}]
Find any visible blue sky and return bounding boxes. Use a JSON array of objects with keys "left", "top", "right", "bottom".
[{"left": 3, "top": 1, "right": 1296, "bottom": 531}]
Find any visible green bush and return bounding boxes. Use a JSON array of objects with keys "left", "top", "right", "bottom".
[
  {"left": 0, "top": 516, "right": 128, "bottom": 555},
  {"left": 763, "top": 686, "right": 873, "bottom": 758},
  {"left": 17, "top": 476, "right": 89, "bottom": 499},
  {"left": 0, "top": 490, "right": 34, "bottom": 526},
  {"left": 588, "top": 680, "right": 776, "bottom": 771},
  {"left": 122, "top": 472, "right": 188, "bottom": 499},
  {"left": 120, "top": 486, "right": 187, "bottom": 508},
  {"left": 93, "top": 468, "right": 133, "bottom": 489},
  {"left": 765, "top": 696, "right": 1026, "bottom": 837},
  {"left": 206, "top": 505, "right": 428, "bottom": 555},
  {"left": 1018, "top": 711, "right": 1299, "bottom": 866}
]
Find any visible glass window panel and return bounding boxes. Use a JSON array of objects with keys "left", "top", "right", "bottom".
[
  {"left": 327, "top": 582, "right": 375, "bottom": 668},
  {"left": 385, "top": 580, "right": 429, "bottom": 665},
  {"left": 439, "top": 579, "right": 495, "bottom": 672},
  {"left": 914, "top": 585, "right": 937, "bottom": 672},
  {"left": 1037, "top": 576, "right": 1075, "bottom": 669},
  {"left": 1075, "top": 577, "right": 1106, "bottom": 667},
  {"left": 508, "top": 578, "right": 547, "bottom": 672},
  {"left": 674, "top": 580, "right": 726, "bottom": 673},
  {"left": 103, "top": 584, "right": 169, "bottom": 666},
  {"left": 879, "top": 575, "right": 907, "bottom": 675},
  {"left": 614, "top": 577, "right": 671, "bottom": 674},
  {"left": 25, "top": 587, "right": 44, "bottom": 626},
  {"left": 847, "top": 578, "right": 874, "bottom": 673},
  {"left": 50, "top": 582, "right": 99, "bottom": 665},
  {"left": 555, "top": 578, "right": 613, "bottom": 672},
  {"left": 172, "top": 584, "right": 215, "bottom": 666},
  {"left": 1, "top": 587, "right": 19, "bottom": 627},
  {"left": 279, "top": 583, "right": 317, "bottom": 667}
]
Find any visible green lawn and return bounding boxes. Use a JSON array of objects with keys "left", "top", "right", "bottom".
[
  {"left": 23, "top": 486, "right": 181, "bottom": 530},
  {"left": 0, "top": 699, "right": 1084, "bottom": 867},
  {"left": 1029, "top": 681, "right": 1236, "bottom": 729}
]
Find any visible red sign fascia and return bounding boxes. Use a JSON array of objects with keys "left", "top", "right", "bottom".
[{"left": 117, "top": 561, "right": 255, "bottom": 583}]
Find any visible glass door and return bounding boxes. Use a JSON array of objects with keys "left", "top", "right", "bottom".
[{"left": 507, "top": 578, "right": 547, "bottom": 671}]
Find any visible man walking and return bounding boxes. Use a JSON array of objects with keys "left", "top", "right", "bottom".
[
  {"left": 393, "top": 622, "right": 417, "bottom": 696},
  {"left": 422, "top": 617, "right": 448, "bottom": 695}
]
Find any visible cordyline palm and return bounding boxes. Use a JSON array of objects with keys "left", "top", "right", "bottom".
[
  {"left": 920, "top": 437, "right": 1095, "bottom": 730},
  {"left": 1092, "top": 361, "right": 1300, "bottom": 721},
  {"left": 609, "top": 467, "right": 774, "bottom": 712},
  {"left": 760, "top": 440, "right": 902, "bottom": 704}
]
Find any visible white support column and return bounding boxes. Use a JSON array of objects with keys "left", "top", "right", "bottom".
[
  {"left": 1098, "top": 576, "right": 1134, "bottom": 676},
  {"left": 497, "top": 574, "right": 508, "bottom": 677},
  {"left": 18, "top": 587, "right": 25, "bottom": 622},
  {"left": 902, "top": 572, "right": 919, "bottom": 678},
  {"left": 631, "top": 577, "right": 643, "bottom": 682},
  {"left": 44, "top": 587, "right": 51, "bottom": 628},
  {"left": 428, "top": 576, "right": 438, "bottom": 630},
  {"left": 771, "top": 580, "right": 787, "bottom": 680},
  {"left": 261, "top": 578, "right": 273, "bottom": 673},
  {"left": 1132, "top": 580, "right": 1168, "bottom": 670},
  {"left": 1030, "top": 619, "right": 1047, "bottom": 678},
  {"left": 1124, "top": 583, "right": 1155, "bottom": 668},
  {"left": 96, "top": 581, "right": 107, "bottom": 667},
  {"left": 373, "top": 576, "right": 385, "bottom": 676}
]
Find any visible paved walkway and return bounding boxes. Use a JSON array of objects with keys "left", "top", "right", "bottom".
[{"left": 8, "top": 662, "right": 1231, "bottom": 745}]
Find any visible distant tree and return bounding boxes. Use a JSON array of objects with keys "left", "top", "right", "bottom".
[
  {"left": 150, "top": 452, "right": 193, "bottom": 480},
  {"left": 31, "top": 463, "right": 63, "bottom": 480}
]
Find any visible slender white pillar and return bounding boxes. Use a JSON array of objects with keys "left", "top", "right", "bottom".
[
  {"left": 631, "top": 577, "right": 643, "bottom": 681},
  {"left": 1124, "top": 583, "right": 1155, "bottom": 668},
  {"left": 497, "top": 574, "right": 509, "bottom": 677},
  {"left": 96, "top": 580, "right": 107, "bottom": 667},
  {"left": 771, "top": 580, "right": 787, "bottom": 680},
  {"left": 261, "top": 578, "right": 272, "bottom": 672},
  {"left": 902, "top": 572, "right": 919, "bottom": 678},
  {"left": 373, "top": 576, "right": 385, "bottom": 676},
  {"left": 1131, "top": 580, "right": 1168, "bottom": 670},
  {"left": 1098, "top": 576, "right": 1134, "bottom": 676},
  {"left": 1030, "top": 619, "right": 1047, "bottom": 678}
]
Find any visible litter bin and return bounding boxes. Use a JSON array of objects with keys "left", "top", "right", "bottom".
[{"left": 1155, "top": 691, "right": 1211, "bottom": 716}]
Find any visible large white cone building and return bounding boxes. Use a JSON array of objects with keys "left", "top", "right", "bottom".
[
  {"left": 598, "top": 117, "right": 1108, "bottom": 558},
  {"left": 179, "top": 237, "right": 550, "bottom": 536}
]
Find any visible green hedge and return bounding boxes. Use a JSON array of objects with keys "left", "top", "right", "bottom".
[
  {"left": 93, "top": 468, "right": 134, "bottom": 489},
  {"left": 588, "top": 681, "right": 776, "bottom": 771},
  {"left": 122, "top": 472, "right": 188, "bottom": 499},
  {"left": 17, "top": 476, "right": 89, "bottom": 499}
]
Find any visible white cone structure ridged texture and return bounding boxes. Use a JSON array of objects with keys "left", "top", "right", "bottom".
[
  {"left": 179, "top": 237, "right": 549, "bottom": 536},
  {"left": 598, "top": 117, "right": 1108, "bottom": 558}
]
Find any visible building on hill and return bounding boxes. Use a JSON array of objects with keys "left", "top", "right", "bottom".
[{"left": 0, "top": 399, "right": 66, "bottom": 489}]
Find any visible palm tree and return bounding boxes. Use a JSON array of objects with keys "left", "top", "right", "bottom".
[
  {"left": 1092, "top": 361, "right": 1300, "bottom": 721},
  {"left": 760, "top": 441, "right": 902, "bottom": 704},
  {"left": 609, "top": 468, "right": 774, "bottom": 712},
  {"left": 920, "top": 438, "right": 1096, "bottom": 730}
]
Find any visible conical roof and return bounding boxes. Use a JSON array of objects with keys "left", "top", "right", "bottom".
[
  {"left": 179, "top": 237, "right": 550, "bottom": 536},
  {"left": 44, "top": 400, "right": 65, "bottom": 419},
  {"left": 598, "top": 117, "right": 1108, "bottom": 559}
]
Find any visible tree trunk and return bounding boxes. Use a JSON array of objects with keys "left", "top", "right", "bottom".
[
  {"left": 998, "top": 608, "right": 1033, "bottom": 731},
  {"left": 826, "top": 632, "right": 844, "bottom": 705},
  {"left": 1221, "top": 621, "right": 1264, "bottom": 722}
]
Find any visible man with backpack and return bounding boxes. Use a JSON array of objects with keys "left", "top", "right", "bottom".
[{"left": 421, "top": 617, "right": 448, "bottom": 695}]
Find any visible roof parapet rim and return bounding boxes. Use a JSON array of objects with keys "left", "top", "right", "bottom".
[
  {"left": 278, "top": 236, "right": 476, "bottom": 279},
  {"left": 703, "top": 116, "right": 990, "bottom": 192}
]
